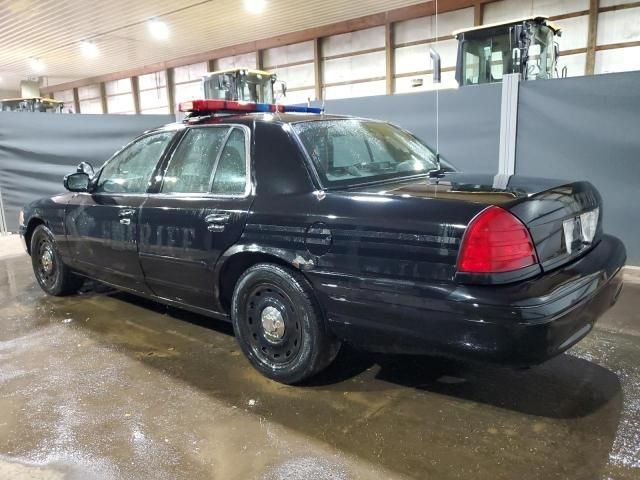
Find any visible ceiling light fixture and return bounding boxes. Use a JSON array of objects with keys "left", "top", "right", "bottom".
[
  {"left": 243, "top": 0, "right": 266, "bottom": 14},
  {"left": 28, "top": 57, "right": 46, "bottom": 73},
  {"left": 80, "top": 40, "right": 99, "bottom": 58},
  {"left": 148, "top": 18, "right": 169, "bottom": 40}
]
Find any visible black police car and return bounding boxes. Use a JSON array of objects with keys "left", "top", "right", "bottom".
[{"left": 19, "top": 100, "right": 626, "bottom": 384}]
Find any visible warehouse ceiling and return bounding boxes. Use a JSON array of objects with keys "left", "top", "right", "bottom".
[{"left": 0, "top": 0, "right": 429, "bottom": 91}]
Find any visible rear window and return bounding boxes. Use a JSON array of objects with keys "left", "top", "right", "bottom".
[{"left": 291, "top": 119, "right": 441, "bottom": 187}]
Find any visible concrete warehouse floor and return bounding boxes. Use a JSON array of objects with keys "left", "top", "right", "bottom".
[{"left": 1, "top": 235, "right": 640, "bottom": 480}]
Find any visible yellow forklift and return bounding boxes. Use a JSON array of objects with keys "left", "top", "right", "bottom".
[
  {"left": 451, "top": 16, "right": 563, "bottom": 87},
  {"left": 0, "top": 97, "right": 65, "bottom": 112},
  {"left": 201, "top": 68, "right": 286, "bottom": 104}
]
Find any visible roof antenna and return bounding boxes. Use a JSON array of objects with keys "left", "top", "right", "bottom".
[{"left": 429, "top": 0, "right": 442, "bottom": 175}]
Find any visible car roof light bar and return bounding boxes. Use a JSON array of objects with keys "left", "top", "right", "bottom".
[{"left": 178, "top": 99, "right": 324, "bottom": 115}]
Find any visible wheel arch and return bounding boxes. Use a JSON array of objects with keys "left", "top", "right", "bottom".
[
  {"left": 215, "top": 245, "right": 318, "bottom": 314},
  {"left": 24, "top": 216, "right": 47, "bottom": 255}
]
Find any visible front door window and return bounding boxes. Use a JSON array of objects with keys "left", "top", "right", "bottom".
[{"left": 95, "top": 132, "right": 175, "bottom": 194}]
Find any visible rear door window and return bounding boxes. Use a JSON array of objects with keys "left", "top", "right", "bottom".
[
  {"left": 161, "top": 127, "right": 230, "bottom": 193},
  {"left": 161, "top": 126, "right": 248, "bottom": 196},
  {"left": 210, "top": 128, "right": 248, "bottom": 196}
]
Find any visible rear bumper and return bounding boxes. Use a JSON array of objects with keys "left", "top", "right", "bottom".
[{"left": 311, "top": 234, "right": 626, "bottom": 366}]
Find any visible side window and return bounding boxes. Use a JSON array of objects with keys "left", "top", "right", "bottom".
[
  {"left": 210, "top": 128, "right": 248, "bottom": 196},
  {"left": 161, "top": 127, "right": 230, "bottom": 193},
  {"left": 95, "top": 132, "right": 174, "bottom": 194},
  {"left": 463, "top": 51, "right": 480, "bottom": 85},
  {"left": 490, "top": 50, "right": 504, "bottom": 81}
]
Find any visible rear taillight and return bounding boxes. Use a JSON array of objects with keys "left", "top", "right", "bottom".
[{"left": 458, "top": 206, "right": 538, "bottom": 273}]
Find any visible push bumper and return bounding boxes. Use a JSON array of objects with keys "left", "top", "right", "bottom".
[{"left": 313, "top": 234, "right": 626, "bottom": 366}]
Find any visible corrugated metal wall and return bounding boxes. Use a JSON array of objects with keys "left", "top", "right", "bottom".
[{"left": 48, "top": 0, "right": 640, "bottom": 113}]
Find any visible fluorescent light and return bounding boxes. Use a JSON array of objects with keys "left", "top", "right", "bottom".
[
  {"left": 80, "top": 40, "right": 99, "bottom": 58},
  {"left": 244, "top": 0, "right": 266, "bottom": 14},
  {"left": 28, "top": 57, "right": 46, "bottom": 73},
  {"left": 148, "top": 18, "right": 169, "bottom": 40}
]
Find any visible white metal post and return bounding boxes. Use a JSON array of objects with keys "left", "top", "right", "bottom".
[
  {"left": 494, "top": 73, "right": 520, "bottom": 189},
  {"left": 0, "top": 184, "right": 7, "bottom": 235}
]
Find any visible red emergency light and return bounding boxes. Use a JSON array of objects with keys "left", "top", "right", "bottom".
[{"left": 178, "top": 99, "right": 323, "bottom": 115}]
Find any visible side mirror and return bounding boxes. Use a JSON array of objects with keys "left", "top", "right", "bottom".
[
  {"left": 64, "top": 172, "right": 90, "bottom": 192},
  {"left": 430, "top": 48, "right": 441, "bottom": 83},
  {"left": 512, "top": 47, "right": 521, "bottom": 66},
  {"left": 76, "top": 162, "right": 94, "bottom": 176}
]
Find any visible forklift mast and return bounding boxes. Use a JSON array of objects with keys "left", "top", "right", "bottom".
[{"left": 453, "top": 16, "right": 562, "bottom": 87}]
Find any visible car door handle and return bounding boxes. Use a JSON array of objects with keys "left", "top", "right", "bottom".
[
  {"left": 205, "top": 211, "right": 232, "bottom": 232},
  {"left": 118, "top": 208, "right": 136, "bottom": 225}
]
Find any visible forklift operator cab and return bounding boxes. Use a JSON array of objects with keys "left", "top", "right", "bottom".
[
  {"left": 202, "top": 68, "right": 286, "bottom": 104},
  {"left": 453, "top": 16, "right": 562, "bottom": 87}
]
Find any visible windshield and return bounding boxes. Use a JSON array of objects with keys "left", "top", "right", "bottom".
[
  {"left": 240, "top": 74, "right": 274, "bottom": 103},
  {"left": 292, "top": 119, "right": 442, "bottom": 187}
]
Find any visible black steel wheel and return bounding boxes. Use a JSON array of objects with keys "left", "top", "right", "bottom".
[
  {"left": 245, "top": 283, "right": 304, "bottom": 365},
  {"left": 231, "top": 263, "right": 340, "bottom": 384},
  {"left": 30, "top": 225, "right": 84, "bottom": 296}
]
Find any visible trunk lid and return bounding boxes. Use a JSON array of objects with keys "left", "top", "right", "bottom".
[
  {"left": 348, "top": 173, "right": 603, "bottom": 273},
  {"left": 507, "top": 181, "right": 602, "bottom": 272}
]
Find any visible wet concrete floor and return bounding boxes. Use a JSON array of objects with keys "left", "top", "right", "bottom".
[{"left": 1, "top": 252, "right": 640, "bottom": 479}]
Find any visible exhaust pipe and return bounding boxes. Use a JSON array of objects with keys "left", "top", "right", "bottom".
[{"left": 430, "top": 48, "right": 441, "bottom": 83}]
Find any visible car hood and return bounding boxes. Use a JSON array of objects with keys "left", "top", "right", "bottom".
[{"left": 345, "top": 173, "right": 572, "bottom": 205}]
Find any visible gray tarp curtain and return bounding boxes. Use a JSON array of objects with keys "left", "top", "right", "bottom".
[
  {"left": 0, "top": 112, "right": 173, "bottom": 233},
  {"left": 516, "top": 71, "right": 640, "bottom": 264}
]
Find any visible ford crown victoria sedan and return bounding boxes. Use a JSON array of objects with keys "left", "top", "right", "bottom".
[{"left": 19, "top": 102, "right": 626, "bottom": 384}]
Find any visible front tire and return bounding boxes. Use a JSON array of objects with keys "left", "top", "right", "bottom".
[
  {"left": 30, "top": 225, "right": 83, "bottom": 296},
  {"left": 231, "top": 263, "right": 340, "bottom": 384}
]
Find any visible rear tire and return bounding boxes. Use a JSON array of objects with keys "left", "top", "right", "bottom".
[
  {"left": 30, "top": 225, "right": 84, "bottom": 296},
  {"left": 231, "top": 263, "right": 340, "bottom": 384}
]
